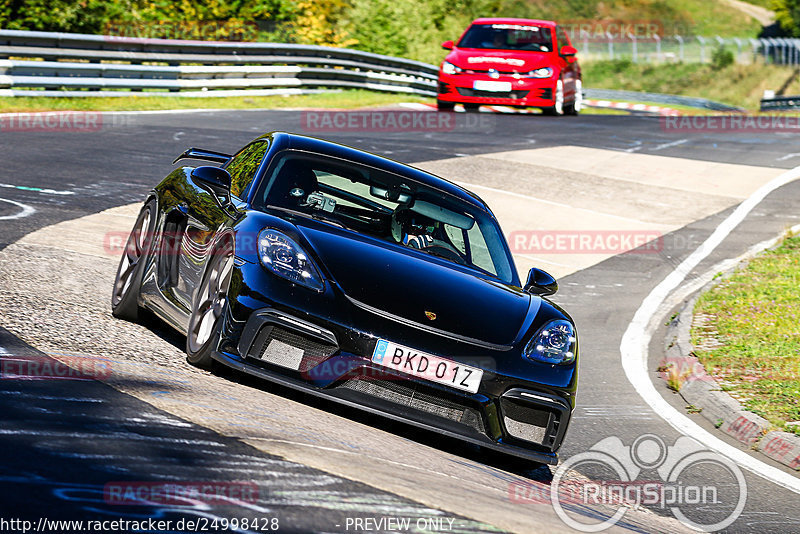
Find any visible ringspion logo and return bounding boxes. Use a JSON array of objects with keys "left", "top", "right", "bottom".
[{"left": 511, "top": 434, "right": 747, "bottom": 532}]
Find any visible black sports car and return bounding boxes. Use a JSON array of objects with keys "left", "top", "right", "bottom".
[{"left": 112, "top": 132, "right": 578, "bottom": 464}]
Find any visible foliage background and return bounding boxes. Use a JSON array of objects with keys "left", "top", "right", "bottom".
[{"left": 0, "top": 0, "right": 792, "bottom": 63}]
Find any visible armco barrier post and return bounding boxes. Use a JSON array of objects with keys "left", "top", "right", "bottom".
[{"left": 698, "top": 36, "right": 706, "bottom": 63}]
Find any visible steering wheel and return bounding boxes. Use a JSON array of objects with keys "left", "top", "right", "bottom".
[{"left": 424, "top": 243, "right": 467, "bottom": 265}]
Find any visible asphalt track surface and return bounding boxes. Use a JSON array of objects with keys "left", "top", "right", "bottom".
[{"left": 1, "top": 108, "right": 800, "bottom": 533}]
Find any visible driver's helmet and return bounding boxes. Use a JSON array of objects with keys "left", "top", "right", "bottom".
[{"left": 391, "top": 207, "right": 438, "bottom": 248}]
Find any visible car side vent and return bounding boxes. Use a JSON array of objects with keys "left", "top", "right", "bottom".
[
  {"left": 249, "top": 325, "right": 337, "bottom": 371},
  {"left": 500, "top": 397, "right": 560, "bottom": 449}
]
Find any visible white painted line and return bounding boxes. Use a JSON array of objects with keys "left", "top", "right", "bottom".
[
  {"left": 0, "top": 183, "right": 74, "bottom": 195},
  {"left": 398, "top": 102, "right": 435, "bottom": 111},
  {"left": 0, "top": 198, "right": 35, "bottom": 220},
  {"left": 777, "top": 153, "right": 800, "bottom": 161},
  {"left": 620, "top": 163, "right": 800, "bottom": 494},
  {"left": 453, "top": 180, "right": 661, "bottom": 226},
  {"left": 654, "top": 139, "right": 689, "bottom": 151}
]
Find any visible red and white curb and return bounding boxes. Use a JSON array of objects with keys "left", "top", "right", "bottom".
[
  {"left": 584, "top": 99, "right": 682, "bottom": 115},
  {"left": 402, "top": 101, "right": 682, "bottom": 116}
]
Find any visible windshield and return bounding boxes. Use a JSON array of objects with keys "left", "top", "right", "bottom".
[
  {"left": 458, "top": 23, "right": 553, "bottom": 52},
  {"left": 254, "top": 150, "right": 515, "bottom": 283}
]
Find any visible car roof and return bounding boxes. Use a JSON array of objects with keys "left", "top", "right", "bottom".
[
  {"left": 470, "top": 18, "right": 557, "bottom": 28},
  {"left": 254, "top": 132, "right": 492, "bottom": 212}
]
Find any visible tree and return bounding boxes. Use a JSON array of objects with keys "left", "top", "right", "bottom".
[{"left": 773, "top": 0, "right": 800, "bottom": 37}]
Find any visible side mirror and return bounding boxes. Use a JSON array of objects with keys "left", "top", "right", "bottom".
[
  {"left": 560, "top": 45, "right": 577, "bottom": 57},
  {"left": 441, "top": 40, "right": 454, "bottom": 50},
  {"left": 524, "top": 268, "right": 558, "bottom": 296},
  {"left": 191, "top": 166, "right": 231, "bottom": 195}
]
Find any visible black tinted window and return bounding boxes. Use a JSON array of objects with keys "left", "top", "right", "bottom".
[
  {"left": 226, "top": 141, "right": 269, "bottom": 198},
  {"left": 255, "top": 150, "right": 515, "bottom": 283},
  {"left": 556, "top": 27, "right": 570, "bottom": 50},
  {"left": 458, "top": 23, "right": 553, "bottom": 52}
]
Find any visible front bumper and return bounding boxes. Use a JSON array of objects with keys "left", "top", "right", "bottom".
[
  {"left": 213, "top": 264, "right": 576, "bottom": 464},
  {"left": 437, "top": 73, "right": 557, "bottom": 107}
]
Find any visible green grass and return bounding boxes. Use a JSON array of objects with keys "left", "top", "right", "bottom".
[
  {"left": 693, "top": 234, "right": 800, "bottom": 434},
  {"left": 0, "top": 90, "right": 429, "bottom": 113},
  {"left": 583, "top": 59, "right": 800, "bottom": 110}
]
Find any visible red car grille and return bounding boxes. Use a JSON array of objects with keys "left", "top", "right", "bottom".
[
  {"left": 464, "top": 69, "right": 519, "bottom": 75},
  {"left": 456, "top": 87, "right": 530, "bottom": 99}
]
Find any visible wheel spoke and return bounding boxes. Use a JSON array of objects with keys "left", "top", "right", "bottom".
[
  {"left": 195, "top": 307, "right": 216, "bottom": 347},
  {"left": 114, "top": 253, "right": 137, "bottom": 301},
  {"left": 137, "top": 211, "right": 150, "bottom": 251},
  {"left": 189, "top": 246, "right": 233, "bottom": 352}
]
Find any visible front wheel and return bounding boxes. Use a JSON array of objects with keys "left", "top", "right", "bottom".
[
  {"left": 565, "top": 79, "right": 583, "bottom": 116},
  {"left": 186, "top": 238, "right": 234, "bottom": 369},
  {"left": 111, "top": 199, "right": 157, "bottom": 321},
  {"left": 437, "top": 99, "right": 456, "bottom": 112},
  {"left": 542, "top": 79, "right": 565, "bottom": 116}
]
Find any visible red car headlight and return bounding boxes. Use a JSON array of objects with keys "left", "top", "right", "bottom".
[
  {"left": 441, "top": 61, "right": 462, "bottom": 75},
  {"left": 525, "top": 67, "right": 553, "bottom": 79}
]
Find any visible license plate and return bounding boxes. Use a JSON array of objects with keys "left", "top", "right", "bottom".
[
  {"left": 473, "top": 80, "right": 512, "bottom": 92},
  {"left": 371, "top": 339, "right": 483, "bottom": 394}
]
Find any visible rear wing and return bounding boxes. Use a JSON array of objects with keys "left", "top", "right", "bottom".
[{"left": 173, "top": 147, "right": 233, "bottom": 165}]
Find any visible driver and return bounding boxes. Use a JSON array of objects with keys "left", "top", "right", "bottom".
[{"left": 391, "top": 207, "right": 436, "bottom": 249}]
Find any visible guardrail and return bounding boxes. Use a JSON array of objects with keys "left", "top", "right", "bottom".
[
  {"left": 760, "top": 95, "right": 800, "bottom": 111},
  {"left": 0, "top": 29, "right": 439, "bottom": 97},
  {"left": 574, "top": 34, "right": 800, "bottom": 66}
]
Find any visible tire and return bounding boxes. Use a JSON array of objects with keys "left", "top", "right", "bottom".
[
  {"left": 437, "top": 99, "right": 456, "bottom": 112},
  {"left": 111, "top": 199, "right": 157, "bottom": 321},
  {"left": 542, "top": 79, "right": 565, "bottom": 116},
  {"left": 186, "top": 237, "right": 235, "bottom": 369},
  {"left": 565, "top": 79, "right": 583, "bottom": 116},
  {"left": 463, "top": 103, "right": 480, "bottom": 112}
]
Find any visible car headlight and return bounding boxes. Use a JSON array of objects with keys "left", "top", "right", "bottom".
[
  {"left": 258, "top": 229, "right": 324, "bottom": 291},
  {"left": 523, "top": 320, "right": 577, "bottom": 365},
  {"left": 441, "top": 61, "right": 462, "bottom": 75},
  {"left": 525, "top": 67, "right": 553, "bottom": 78}
]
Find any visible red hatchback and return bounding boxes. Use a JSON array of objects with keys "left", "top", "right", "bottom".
[{"left": 437, "top": 18, "right": 582, "bottom": 115}]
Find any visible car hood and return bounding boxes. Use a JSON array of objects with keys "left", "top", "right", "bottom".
[
  {"left": 446, "top": 48, "right": 553, "bottom": 71},
  {"left": 298, "top": 222, "right": 533, "bottom": 347}
]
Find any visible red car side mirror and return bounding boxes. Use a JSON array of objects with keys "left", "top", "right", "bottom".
[
  {"left": 560, "top": 45, "right": 577, "bottom": 57},
  {"left": 441, "top": 40, "right": 454, "bottom": 50}
]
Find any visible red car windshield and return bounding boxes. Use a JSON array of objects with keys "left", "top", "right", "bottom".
[{"left": 458, "top": 23, "right": 553, "bottom": 52}]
